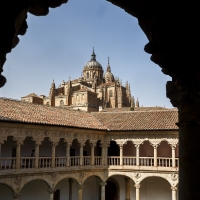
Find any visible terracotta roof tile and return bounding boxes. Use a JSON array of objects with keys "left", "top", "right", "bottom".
[
  {"left": 92, "top": 110, "right": 178, "bottom": 131},
  {"left": 0, "top": 98, "right": 106, "bottom": 130},
  {"left": 21, "top": 93, "right": 41, "bottom": 98},
  {"left": 0, "top": 98, "right": 178, "bottom": 131}
]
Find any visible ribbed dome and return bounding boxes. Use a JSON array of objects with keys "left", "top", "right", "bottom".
[
  {"left": 83, "top": 50, "right": 103, "bottom": 71},
  {"left": 104, "top": 61, "right": 114, "bottom": 83}
]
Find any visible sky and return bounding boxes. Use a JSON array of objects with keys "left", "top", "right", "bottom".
[{"left": 0, "top": 0, "right": 173, "bottom": 108}]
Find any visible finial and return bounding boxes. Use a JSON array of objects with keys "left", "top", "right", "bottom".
[
  {"left": 69, "top": 76, "right": 71, "bottom": 81},
  {"left": 53, "top": 79, "right": 54, "bottom": 83},
  {"left": 108, "top": 57, "right": 110, "bottom": 65},
  {"left": 91, "top": 47, "right": 96, "bottom": 61}
]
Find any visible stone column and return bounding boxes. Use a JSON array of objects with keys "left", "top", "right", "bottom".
[
  {"left": 16, "top": 142, "right": 22, "bottom": 170},
  {"left": 78, "top": 184, "right": 83, "bottom": 200},
  {"left": 149, "top": 140, "right": 161, "bottom": 167},
  {"left": 34, "top": 141, "right": 41, "bottom": 169},
  {"left": 100, "top": 141, "right": 110, "bottom": 166},
  {"left": 125, "top": 177, "right": 131, "bottom": 200},
  {"left": 135, "top": 184, "right": 140, "bottom": 200},
  {"left": 100, "top": 182, "right": 107, "bottom": 200},
  {"left": 115, "top": 140, "right": 127, "bottom": 166},
  {"left": 171, "top": 186, "right": 177, "bottom": 200},
  {"left": 47, "top": 188, "right": 55, "bottom": 200},
  {"left": 166, "top": 78, "right": 200, "bottom": 199},
  {"left": 132, "top": 140, "right": 143, "bottom": 166},
  {"left": 167, "top": 139, "right": 178, "bottom": 168},
  {"left": 78, "top": 142, "right": 84, "bottom": 166},
  {"left": 50, "top": 141, "right": 58, "bottom": 168},
  {"left": 69, "top": 178, "right": 73, "bottom": 200},
  {"left": 12, "top": 193, "right": 21, "bottom": 200},
  {"left": 171, "top": 146, "right": 176, "bottom": 168},
  {"left": 90, "top": 142, "right": 96, "bottom": 166},
  {"left": 65, "top": 141, "right": 71, "bottom": 167}
]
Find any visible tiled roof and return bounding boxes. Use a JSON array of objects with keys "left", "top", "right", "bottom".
[
  {"left": 0, "top": 98, "right": 106, "bottom": 130},
  {"left": 0, "top": 98, "right": 178, "bottom": 131},
  {"left": 92, "top": 110, "right": 178, "bottom": 131},
  {"left": 21, "top": 93, "right": 41, "bottom": 98},
  {"left": 98, "top": 82, "right": 115, "bottom": 87},
  {"left": 101, "top": 107, "right": 132, "bottom": 112}
]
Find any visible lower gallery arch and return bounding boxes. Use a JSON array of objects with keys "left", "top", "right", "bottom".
[
  {"left": 83, "top": 175, "right": 102, "bottom": 200},
  {"left": 140, "top": 176, "right": 171, "bottom": 200},
  {"left": 0, "top": 183, "right": 13, "bottom": 200},
  {"left": 106, "top": 175, "right": 135, "bottom": 200},
  {"left": 20, "top": 179, "right": 50, "bottom": 200},
  {"left": 54, "top": 178, "right": 79, "bottom": 200}
]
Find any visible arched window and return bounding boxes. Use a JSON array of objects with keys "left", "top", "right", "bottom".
[
  {"left": 109, "top": 90, "right": 113, "bottom": 97},
  {"left": 60, "top": 100, "right": 64, "bottom": 106},
  {"left": 87, "top": 72, "right": 89, "bottom": 79}
]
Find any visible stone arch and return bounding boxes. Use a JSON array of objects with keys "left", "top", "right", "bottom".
[
  {"left": 106, "top": 177, "right": 120, "bottom": 200},
  {"left": 0, "top": 182, "right": 14, "bottom": 200},
  {"left": 0, "top": 181, "right": 14, "bottom": 192},
  {"left": 138, "top": 173, "right": 173, "bottom": 186},
  {"left": 19, "top": 176, "right": 51, "bottom": 192},
  {"left": 107, "top": 171, "right": 135, "bottom": 184},
  {"left": 54, "top": 173, "right": 80, "bottom": 187},
  {"left": 82, "top": 172, "right": 104, "bottom": 184}
]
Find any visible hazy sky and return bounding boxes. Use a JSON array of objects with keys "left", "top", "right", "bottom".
[{"left": 0, "top": 0, "right": 173, "bottom": 108}]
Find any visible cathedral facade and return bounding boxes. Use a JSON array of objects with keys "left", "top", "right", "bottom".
[{"left": 21, "top": 50, "right": 135, "bottom": 112}]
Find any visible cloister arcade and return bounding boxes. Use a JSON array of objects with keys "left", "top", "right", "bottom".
[{"left": 0, "top": 122, "right": 178, "bottom": 200}]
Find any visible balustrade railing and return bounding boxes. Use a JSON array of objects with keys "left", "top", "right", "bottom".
[
  {"left": 140, "top": 157, "right": 154, "bottom": 166},
  {"left": 0, "top": 156, "right": 179, "bottom": 170},
  {"left": 0, "top": 158, "right": 16, "bottom": 170},
  {"left": 38, "top": 157, "right": 52, "bottom": 168},
  {"left": 83, "top": 156, "right": 91, "bottom": 166},
  {"left": 55, "top": 157, "right": 67, "bottom": 167},
  {"left": 157, "top": 157, "right": 172, "bottom": 167},
  {"left": 108, "top": 157, "right": 120, "bottom": 165},
  {"left": 94, "top": 157, "right": 102, "bottom": 165},
  {"left": 21, "top": 157, "right": 35, "bottom": 168},
  {"left": 70, "top": 157, "right": 80, "bottom": 166},
  {"left": 123, "top": 157, "right": 136, "bottom": 165}
]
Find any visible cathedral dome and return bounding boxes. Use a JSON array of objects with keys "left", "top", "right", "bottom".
[
  {"left": 104, "top": 59, "right": 114, "bottom": 83},
  {"left": 83, "top": 50, "right": 103, "bottom": 71}
]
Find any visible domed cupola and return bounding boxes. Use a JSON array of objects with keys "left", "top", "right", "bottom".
[
  {"left": 82, "top": 48, "right": 104, "bottom": 82},
  {"left": 104, "top": 57, "right": 114, "bottom": 83},
  {"left": 83, "top": 49, "right": 103, "bottom": 72}
]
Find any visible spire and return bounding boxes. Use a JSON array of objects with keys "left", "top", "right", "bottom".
[
  {"left": 107, "top": 57, "right": 111, "bottom": 72},
  {"left": 51, "top": 79, "right": 55, "bottom": 89},
  {"left": 135, "top": 97, "right": 140, "bottom": 107},
  {"left": 91, "top": 47, "right": 96, "bottom": 61}
]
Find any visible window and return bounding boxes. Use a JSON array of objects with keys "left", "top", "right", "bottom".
[
  {"left": 109, "top": 90, "right": 113, "bottom": 97},
  {"left": 82, "top": 94, "right": 84, "bottom": 100},
  {"left": 53, "top": 190, "right": 60, "bottom": 200},
  {"left": 87, "top": 72, "right": 89, "bottom": 79},
  {"left": 60, "top": 100, "right": 64, "bottom": 106}
]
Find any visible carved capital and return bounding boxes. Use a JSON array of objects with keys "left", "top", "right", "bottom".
[
  {"left": 32, "top": 137, "right": 43, "bottom": 147},
  {"left": 171, "top": 186, "right": 177, "bottom": 191},
  {"left": 149, "top": 139, "right": 162, "bottom": 148},
  {"left": 100, "top": 181, "right": 107, "bottom": 187},
  {"left": 49, "top": 138, "right": 59, "bottom": 147},
  {"left": 167, "top": 139, "right": 178, "bottom": 149},
  {"left": 134, "top": 184, "right": 141, "bottom": 189},
  {"left": 47, "top": 187, "right": 55, "bottom": 194},
  {"left": 100, "top": 141, "right": 110, "bottom": 148},
  {"left": 115, "top": 139, "right": 127, "bottom": 148},
  {"left": 77, "top": 184, "right": 84, "bottom": 190},
  {"left": 12, "top": 193, "right": 21, "bottom": 199},
  {"left": 131, "top": 139, "right": 144, "bottom": 148},
  {"left": 13, "top": 137, "right": 25, "bottom": 146}
]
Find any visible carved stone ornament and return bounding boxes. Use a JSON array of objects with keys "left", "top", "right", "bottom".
[
  {"left": 12, "top": 137, "right": 25, "bottom": 146},
  {"left": 77, "top": 184, "right": 84, "bottom": 190},
  {"left": 167, "top": 139, "right": 179, "bottom": 149},
  {"left": 115, "top": 139, "right": 127, "bottom": 147},
  {"left": 134, "top": 184, "right": 141, "bottom": 189},
  {"left": 14, "top": 177, "right": 21, "bottom": 185},
  {"left": 12, "top": 193, "right": 21, "bottom": 199},
  {"left": 131, "top": 139, "right": 144, "bottom": 148},
  {"left": 79, "top": 172, "right": 85, "bottom": 180},
  {"left": 51, "top": 173, "right": 56, "bottom": 181},
  {"left": 149, "top": 139, "right": 162, "bottom": 148},
  {"left": 171, "top": 186, "right": 177, "bottom": 191},
  {"left": 134, "top": 173, "right": 141, "bottom": 179},
  {"left": 100, "top": 181, "right": 107, "bottom": 187},
  {"left": 47, "top": 187, "right": 55, "bottom": 194},
  {"left": 170, "top": 173, "right": 178, "bottom": 181}
]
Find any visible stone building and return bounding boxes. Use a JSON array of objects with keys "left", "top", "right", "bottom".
[
  {"left": 21, "top": 50, "right": 135, "bottom": 112},
  {"left": 0, "top": 97, "right": 178, "bottom": 200}
]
